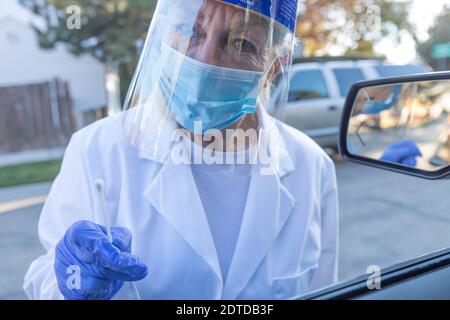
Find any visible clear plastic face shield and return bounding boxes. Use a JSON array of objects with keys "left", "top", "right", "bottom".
[{"left": 122, "top": 0, "right": 297, "bottom": 175}]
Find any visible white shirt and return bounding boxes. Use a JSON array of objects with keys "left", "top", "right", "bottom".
[
  {"left": 190, "top": 140, "right": 255, "bottom": 280},
  {"left": 192, "top": 163, "right": 249, "bottom": 281}
]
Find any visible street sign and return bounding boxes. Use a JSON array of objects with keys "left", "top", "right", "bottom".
[{"left": 431, "top": 43, "right": 450, "bottom": 59}]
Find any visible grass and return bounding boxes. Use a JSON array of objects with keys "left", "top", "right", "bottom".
[{"left": 0, "top": 160, "right": 62, "bottom": 188}]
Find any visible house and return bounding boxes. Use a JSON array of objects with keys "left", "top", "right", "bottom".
[
  {"left": 0, "top": 0, "right": 111, "bottom": 129},
  {"left": 0, "top": 1, "right": 123, "bottom": 165}
]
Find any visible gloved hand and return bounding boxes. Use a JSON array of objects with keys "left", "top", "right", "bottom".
[
  {"left": 54, "top": 220, "right": 148, "bottom": 300},
  {"left": 380, "top": 140, "right": 422, "bottom": 167}
]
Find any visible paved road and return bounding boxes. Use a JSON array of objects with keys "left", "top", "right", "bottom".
[
  {"left": 336, "top": 160, "right": 450, "bottom": 281},
  {"left": 0, "top": 183, "right": 49, "bottom": 299},
  {"left": 0, "top": 162, "right": 449, "bottom": 299}
]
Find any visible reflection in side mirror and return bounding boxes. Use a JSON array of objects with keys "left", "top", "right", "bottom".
[{"left": 340, "top": 72, "right": 450, "bottom": 180}]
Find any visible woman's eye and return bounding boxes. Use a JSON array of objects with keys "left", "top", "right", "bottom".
[
  {"left": 191, "top": 25, "right": 205, "bottom": 40},
  {"left": 232, "top": 38, "right": 257, "bottom": 54}
]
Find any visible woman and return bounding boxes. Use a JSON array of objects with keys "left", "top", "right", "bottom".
[{"left": 24, "top": 0, "right": 338, "bottom": 300}]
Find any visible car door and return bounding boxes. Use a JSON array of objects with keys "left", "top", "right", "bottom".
[
  {"left": 284, "top": 66, "right": 339, "bottom": 138},
  {"left": 299, "top": 247, "right": 450, "bottom": 300},
  {"left": 295, "top": 72, "right": 450, "bottom": 300}
]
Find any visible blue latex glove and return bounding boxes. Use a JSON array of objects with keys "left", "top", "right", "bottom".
[
  {"left": 54, "top": 220, "right": 148, "bottom": 300},
  {"left": 380, "top": 140, "right": 422, "bottom": 167}
]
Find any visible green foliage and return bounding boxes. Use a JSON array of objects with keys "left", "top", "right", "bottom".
[
  {"left": 298, "top": 0, "right": 415, "bottom": 57},
  {"left": 20, "top": 0, "right": 157, "bottom": 64},
  {"left": 19, "top": 0, "right": 157, "bottom": 101},
  {"left": 20, "top": 0, "right": 416, "bottom": 93},
  {"left": 0, "top": 160, "right": 61, "bottom": 188},
  {"left": 418, "top": 7, "right": 450, "bottom": 68}
]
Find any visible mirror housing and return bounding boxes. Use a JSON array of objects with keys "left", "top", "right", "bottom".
[{"left": 339, "top": 72, "right": 450, "bottom": 180}]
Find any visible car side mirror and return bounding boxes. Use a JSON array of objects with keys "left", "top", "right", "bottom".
[{"left": 339, "top": 72, "right": 450, "bottom": 180}]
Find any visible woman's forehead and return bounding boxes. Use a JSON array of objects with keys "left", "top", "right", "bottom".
[{"left": 192, "top": 0, "right": 271, "bottom": 31}]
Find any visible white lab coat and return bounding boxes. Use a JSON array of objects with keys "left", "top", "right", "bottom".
[{"left": 23, "top": 109, "right": 339, "bottom": 300}]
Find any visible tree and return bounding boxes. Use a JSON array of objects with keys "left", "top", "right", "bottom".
[
  {"left": 20, "top": 0, "right": 157, "bottom": 103},
  {"left": 21, "top": 0, "right": 415, "bottom": 101},
  {"left": 418, "top": 6, "right": 450, "bottom": 70},
  {"left": 296, "top": 0, "right": 414, "bottom": 57}
]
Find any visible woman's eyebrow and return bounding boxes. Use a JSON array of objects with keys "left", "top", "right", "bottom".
[
  {"left": 229, "top": 24, "right": 269, "bottom": 44},
  {"left": 233, "top": 18, "right": 269, "bottom": 31}
]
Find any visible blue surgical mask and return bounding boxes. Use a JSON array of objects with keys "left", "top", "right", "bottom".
[
  {"left": 159, "top": 44, "right": 264, "bottom": 133},
  {"left": 362, "top": 85, "right": 402, "bottom": 115}
]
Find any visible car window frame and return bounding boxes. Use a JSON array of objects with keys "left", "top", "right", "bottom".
[
  {"left": 330, "top": 66, "right": 367, "bottom": 97},
  {"left": 373, "top": 63, "right": 433, "bottom": 78},
  {"left": 294, "top": 247, "right": 450, "bottom": 300},
  {"left": 287, "top": 64, "right": 331, "bottom": 103}
]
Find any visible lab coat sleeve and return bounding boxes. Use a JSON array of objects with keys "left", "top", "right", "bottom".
[
  {"left": 23, "top": 133, "right": 96, "bottom": 299},
  {"left": 309, "top": 157, "right": 339, "bottom": 291}
]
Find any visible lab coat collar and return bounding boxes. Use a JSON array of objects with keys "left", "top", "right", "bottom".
[
  {"left": 132, "top": 106, "right": 295, "bottom": 178},
  {"left": 257, "top": 107, "right": 295, "bottom": 178}
]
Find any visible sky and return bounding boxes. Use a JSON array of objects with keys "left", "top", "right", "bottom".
[
  {"left": 0, "top": 0, "right": 46, "bottom": 29},
  {"left": 374, "top": 0, "right": 450, "bottom": 64},
  {"left": 1, "top": 0, "right": 449, "bottom": 65}
]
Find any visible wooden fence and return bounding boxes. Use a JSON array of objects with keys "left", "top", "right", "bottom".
[{"left": 0, "top": 79, "right": 76, "bottom": 154}]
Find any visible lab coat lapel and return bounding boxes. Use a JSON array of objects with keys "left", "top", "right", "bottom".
[
  {"left": 222, "top": 114, "right": 297, "bottom": 299},
  {"left": 143, "top": 157, "right": 223, "bottom": 284},
  {"left": 222, "top": 167, "right": 296, "bottom": 299}
]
